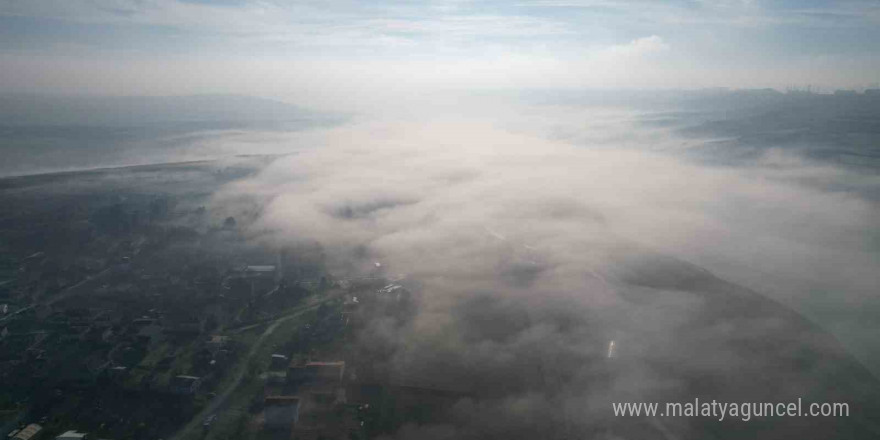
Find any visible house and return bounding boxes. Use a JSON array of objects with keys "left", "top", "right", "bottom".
[
  {"left": 169, "top": 375, "right": 202, "bottom": 395},
  {"left": 342, "top": 296, "right": 359, "bottom": 313},
  {"left": 377, "top": 284, "right": 410, "bottom": 303},
  {"left": 55, "top": 431, "right": 87, "bottom": 440},
  {"left": 9, "top": 424, "right": 42, "bottom": 440},
  {"left": 136, "top": 323, "right": 163, "bottom": 346},
  {"left": 164, "top": 321, "right": 200, "bottom": 338},
  {"left": 205, "top": 335, "right": 228, "bottom": 354},
  {"left": 156, "top": 356, "right": 175, "bottom": 371},
  {"left": 245, "top": 265, "right": 276, "bottom": 276},
  {"left": 227, "top": 265, "right": 278, "bottom": 282},
  {"left": 288, "top": 361, "right": 348, "bottom": 410},
  {"left": 241, "top": 265, "right": 280, "bottom": 293},
  {"left": 288, "top": 361, "right": 345, "bottom": 386},
  {"left": 270, "top": 354, "right": 288, "bottom": 371},
  {"left": 264, "top": 396, "right": 300, "bottom": 430},
  {"left": 107, "top": 366, "right": 128, "bottom": 384}
]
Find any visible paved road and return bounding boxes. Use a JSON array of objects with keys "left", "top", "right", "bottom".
[
  {"left": 0, "top": 265, "right": 118, "bottom": 323},
  {"left": 167, "top": 298, "right": 331, "bottom": 440}
]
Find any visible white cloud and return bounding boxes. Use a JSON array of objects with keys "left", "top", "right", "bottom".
[
  {"left": 1, "top": 0, "right": 878, "bottom": 95},
  {"left": 211, "top": 103, "right": 880, "bottom": 359},
  {"left": 197, "top": 102, "right": 880, "bottom": 433},
  {"left": 600, "top": 35, "right": 670, "bottom": 57}
]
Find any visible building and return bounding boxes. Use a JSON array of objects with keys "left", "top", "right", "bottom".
[
  {"left": 285, "top": 360, "right": 348, "bottom": 438},
  {"left": 205, "top": 335, "right": 228, "bottom": 354},
  {"left": 136, "top": 322, "right": 163, "bottom": 346},
  {"left": 377, "top": 284, "right": 410, "bottom": 303},
  {"left": 226, "top": 265, "right": 280, "bottom": 296},
  {"left": 107, "top": 366, "right": 128, "bottom": 384},
  {"left": 202, "top": 414, "right": 217, "bottom": 429},
  {"left": 55, "top": 431, "right": 87, "bottom": 440},
  {"left": 169, "top": 375, "right": 202, "bottom": 395},
  {"left": 264, "top": 396, "right": 300, "bottom": 430},
  {"left": 270, "top": 354, "right": 288, "bottom": 371},
  {"left": 9, "top": 424, "right": 42, "bottom": 440},
  {"left": 245, "top": 265, "right": 276, "bottom": 275},
  {"left": 242, "top": 265, "right": 278, "bottom": 284},
  {"left": 288, "top": 361, "right": 345, "bottom": 386},
  {"left": 342, "top": 296, "right": 359, "bottom": 314}
]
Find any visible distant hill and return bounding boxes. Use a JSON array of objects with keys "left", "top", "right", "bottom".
[
  {"left": 0, "top": 94, "right": 344, "bottom": 177},
  {"left": 0, "top": 94, "right": 326, "bottom": 127}
]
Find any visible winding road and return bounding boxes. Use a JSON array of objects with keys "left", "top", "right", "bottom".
[{"left": 167, "top": 298, "right": 330, "bottom": 440}]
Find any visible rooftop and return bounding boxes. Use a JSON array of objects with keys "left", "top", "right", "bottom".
[
  {"left": 246, "top": 265, "right": 276, "bottom": 273},
  {"left": 10, "top": 424, "right": 42, "bottom": 440},
  {"left": 265, "top": 395, "right": 300, "bottom": 406},
  {"left": 173, "top": 375, "right": 201, "bottom": 381},
  {"left": 56, "top": 431, "right": 87, "bottom": 440}
]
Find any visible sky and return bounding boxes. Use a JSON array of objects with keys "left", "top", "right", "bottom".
[{"left": 1, "top": 0, "right": 879, "bottom": 109}]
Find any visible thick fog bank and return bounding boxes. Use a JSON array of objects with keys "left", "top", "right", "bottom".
[{"left": 210, "top": 104, "right": 880, "bottom": 437}]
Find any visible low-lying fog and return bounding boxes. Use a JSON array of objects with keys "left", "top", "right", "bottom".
[
  {"left": 6, "top": 91, "right": 880, "bottom": 437},
  {"left": 209, "top": 94, "right": 880, "bottom": 369},
  {"left": 214, "top": 93, "right": 880, "bottom": 438}
]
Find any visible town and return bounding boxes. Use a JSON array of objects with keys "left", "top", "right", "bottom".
[{"left": 0, "top": 159, "right": 454, "bottom": 440}]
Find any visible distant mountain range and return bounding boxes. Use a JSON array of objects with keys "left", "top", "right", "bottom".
[
  {"left": 0, "top": 94, "right": 334, "bottom": 127},
  {"left": 0, "top": 94, "right": 345, "bottom": 177}
]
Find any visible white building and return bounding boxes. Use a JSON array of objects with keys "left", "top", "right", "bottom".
[
  {"left": 10, "top": 424, "right": 42, "bottom": 440},
  {"left": 56, "top": 431, "right": 87, "bottom": 440}
]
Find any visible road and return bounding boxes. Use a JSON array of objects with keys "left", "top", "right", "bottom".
[
  {"left": 0, "top": 265, "right": 118, "bottom": 323},
  {"left": 167, "top": 298, "right": 331, "bottom": 440}
]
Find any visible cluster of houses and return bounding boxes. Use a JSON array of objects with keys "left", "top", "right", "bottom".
[
  {"left": 262, "top": 358, "right": 353, "bottom": 440},
  {"left": 6, "top": 425, "right": 93, "bottom": 440}
]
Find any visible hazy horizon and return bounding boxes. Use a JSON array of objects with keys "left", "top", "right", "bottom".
[
  {"left": 1, "top": 2, "right": 879, "bottom": 439},
  {"left": 2, "top": 0, "right": 880, "bottom": 112}
]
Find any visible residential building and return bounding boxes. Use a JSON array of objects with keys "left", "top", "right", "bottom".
[
  {"left": 55, "top": 431, "right": 87, "bottom": 440},
  {"left": 264, "top": 396, "right": 300, "bottom": 430},
  {"left": 9, "top": 424, "right": 42, "bottom": 440}
]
